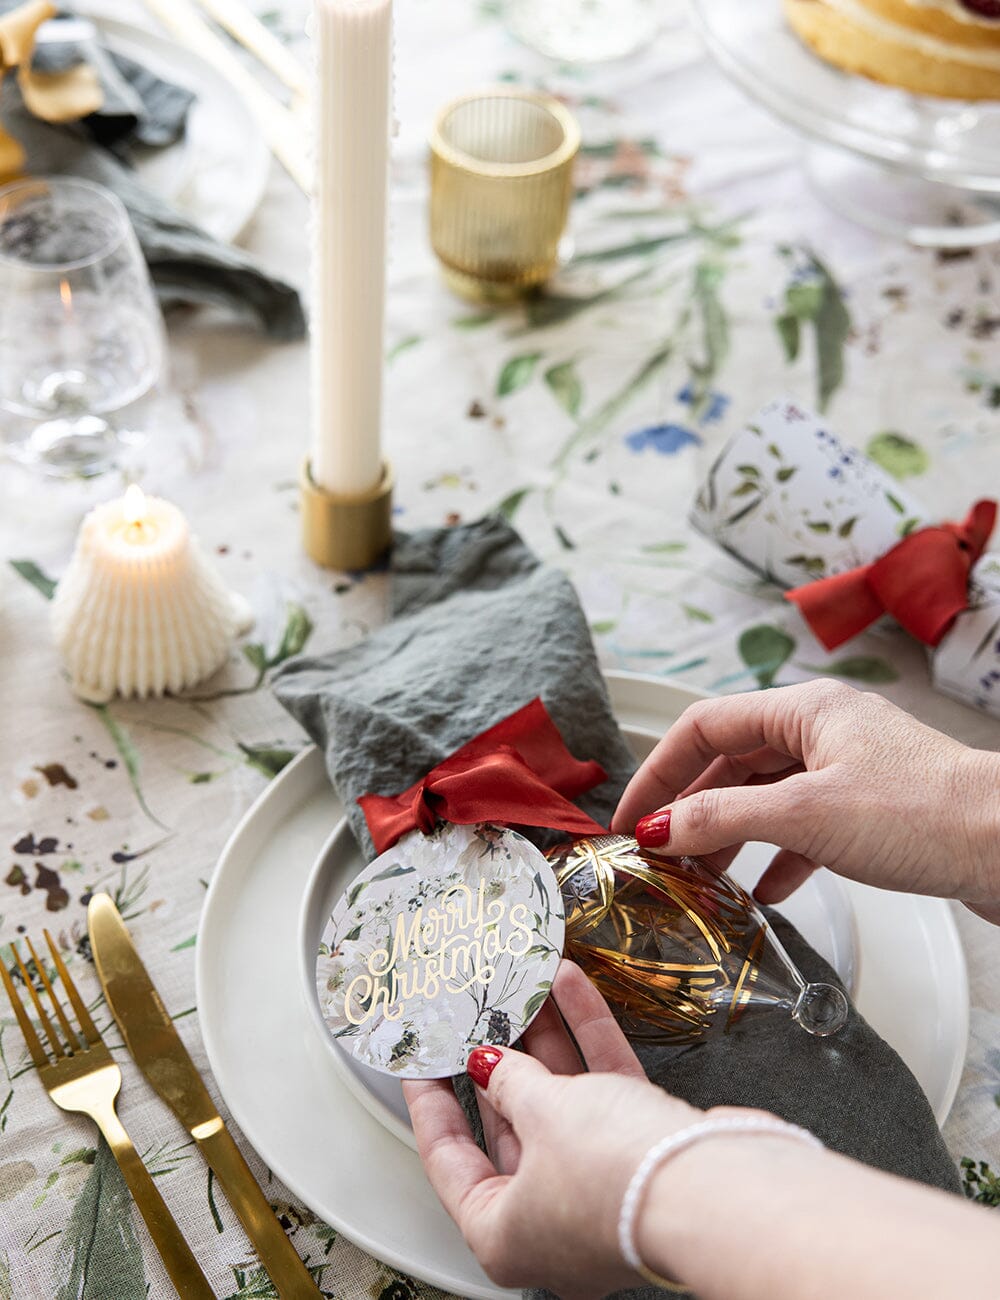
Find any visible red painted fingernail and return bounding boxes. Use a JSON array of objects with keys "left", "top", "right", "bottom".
[
  {"left": 467, "top": 1046, "right": 503, "bottom": 1089},
  {"left": 635, "top": 809, "right": 672, "bottom": 847}
]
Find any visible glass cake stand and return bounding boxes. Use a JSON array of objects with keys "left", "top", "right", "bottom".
[{"left": 690, "top": 0, "right": 1000, "bottom": 247}]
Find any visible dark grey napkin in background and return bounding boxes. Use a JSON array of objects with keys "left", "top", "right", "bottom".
[
  {"left": 274, "top": 517, "right": 960, "bottom": 1297},
  {"left": 0, "top": 5, "right": 305, "bottom": 339}
]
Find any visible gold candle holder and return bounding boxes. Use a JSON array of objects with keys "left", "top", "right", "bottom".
[
  {"left": 429, "top": 88, "right": 581, "bottom": 303},
  {"left": 300, "top": 460, "right": 394, "bottom": 571}
]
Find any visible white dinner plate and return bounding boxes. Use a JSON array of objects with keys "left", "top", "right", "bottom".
[
  {"left": 71, "top": 16, "right": 270, "bottom": 241},
  {"left": 198, "top": 673, "right": 969, "bottom": 1300}
]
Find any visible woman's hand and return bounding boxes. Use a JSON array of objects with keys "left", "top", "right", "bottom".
[
  {"left": 612, "top": 679, "right": 1000, "bottom": 920},
  {"left": 403, "top": 960, "right": 700, "bottom": 1299}
]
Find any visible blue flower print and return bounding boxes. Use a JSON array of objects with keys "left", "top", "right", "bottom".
[
  {"left": 677, "top": 384, "right": 730, "bottom": 425},
  {"left": 625, "top": 424, "right": 702, "bottom": 455}
]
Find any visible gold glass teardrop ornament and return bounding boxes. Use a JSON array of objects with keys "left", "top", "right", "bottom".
[{"left": 546, "top": 834, "right": 849, "bottom": 1045}]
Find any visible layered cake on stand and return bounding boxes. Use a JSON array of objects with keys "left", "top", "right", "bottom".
[{"left": 784, "top": 0, "right": 1000, "bottom": 99}]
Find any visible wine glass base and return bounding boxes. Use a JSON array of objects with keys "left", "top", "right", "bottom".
[
  {"left": 805, "top": 144, "right": 1000, "bottom": 249},
  {"left": 7, "top": 415, "right": 122, "bottom": 479}
]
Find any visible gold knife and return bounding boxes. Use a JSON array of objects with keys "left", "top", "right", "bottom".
[{"left": 88, "top": 893, "right": 323, "bottom": 1300}]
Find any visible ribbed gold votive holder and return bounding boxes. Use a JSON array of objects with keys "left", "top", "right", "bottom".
[{"left": 429, "top": 88, "right": 581, "bottom": 303}]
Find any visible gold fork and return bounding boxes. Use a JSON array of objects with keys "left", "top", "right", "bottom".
[{"left": 1, "top": 933, "right": 216, "bottom": 1300}]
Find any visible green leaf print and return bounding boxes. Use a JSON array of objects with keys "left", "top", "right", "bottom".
[
  {"left": 238, "top": 743, "right": 298, "bottom": 778},
  {"left": 452, "top": 311, "right": 497, "bottom": 329},
  {"left": 682, "top": 604, "right": 714, "bottom": 624},
  {"left": 240, "top": 602, "right": 314, "bottom": 690},
  {"left": 775, "top": 247, "right": 851, "bottom": 412},
  {"left": 522, "top": 987, "right": 550, "bottom": 1023},
  {"left": 571, "top": 230, "right": 698, "bottom": 264},
  {"left": 495, "top": 485, "right": 533, "bottom": 521},
  {"left": 56, "top": 1140, "right": 146, "bottom": 1300},
  {"left": 273, "top": 603, "right": 313, "bottom": 664},
  {"left": 496, "top": 352, "right": 542, "bottom": 397},
  {"left": 590, "top": 619, "right": 617, "bottom": 634},
  {"left": 775, "top": 314, "right": 800, "bottom": 362},
  {"left": 544, "top": 360, "right": 583, "bottom": 417},
  {"left": 811, "top": 656, "right": 899, "bottom": 684},
  {"left": 386, "top": 334, "right": 421, "bottom": 364},
  {"left": 9, "top": 559, "right": 57, "bottom": 600},
  {"left": 641, "top": 541, "right": 687, "bottom": 554},
  {"left": 738, "top": 625, "right": 796, "bottom": 689},
  {"left": 814, "top": 258, "right": 851, "bottom": 412},
  {"left": 93, "top": 706, "right": 168, "bottom": 831},
  {"left": 865, "top": 432, "right": 929, "bottom": 479},
  {"left": 960, "top": 1158, "right": 1000, "bottom": 1207}
]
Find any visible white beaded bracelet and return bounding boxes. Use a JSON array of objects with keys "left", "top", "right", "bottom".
[{"left": 617, "top": 1115, "right": 824, "bottom": 1293}]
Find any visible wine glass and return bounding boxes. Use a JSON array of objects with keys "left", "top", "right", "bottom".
[
  {"left": 547, "top": 834, "right": 850, "bottom": 1043},
  {"left": 0, "top": 177, "right": 165, "bottom": 478}
]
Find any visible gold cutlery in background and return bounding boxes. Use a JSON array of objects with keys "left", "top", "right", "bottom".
[
  {"left": 88, "top": 892, "right": 323, "bottom": 1300},
  {"left": 0, "top": 933, "right": 217, "bottom": 1299}
]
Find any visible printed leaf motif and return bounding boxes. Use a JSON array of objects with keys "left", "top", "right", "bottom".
[
  {"left": 776, "top": 466, "right": 797, "bottom": 483},
  {"left": 94, "top": 706, "right": 168, "bottom": 831},
  {"left": 10, "top": 559, "right": 56, "bottom": 600},
  {"left": 866, "top": 431, "right": 929, "bottom": 479},
  {"left": 452, "top": 311, "right": 497, "bottom": 329},
  {"left": 243, "top": 643, "right": 268, "bottom": 674},
  {"left": 775, "top": 246, "right": 851, "bottom": 411},
  {"left": 815, "top": 656, "right": 899, "bottom": 684},
  {"left": 572, "top": 230, "right": 697, "bottom": 264},
  {"left": 238, "top": 743, "right": 297, "bottom": 778},
  {"left": 738, "top": 624, "right": 796, "bottom": 689},
  {"left": 814, "top": 257, "right": 851, "bottom": 412},
  {"left": 642, "top": 541, "right": 687, "bottom": 553},
  {"left": 590, "top": 619, "right": 617, "bottom": 634},
  {"left": 785, "top": 281, "right": 824, "bottom": 319},
  {"left": 784, "top": 555, "right": 826, "bottom": 576},
  {"left": 495, "top": 486, "right": 532, "bottom": 521},
  {"left": 838, "top": 516, "right": 858, "bottom": 538},
  {"left": 273, "top": 603, "right": 313, "bottom": 664},
  {"left": 243, "top": 603, "right": 314, "bottom": 681},
  {"left": 775, "top": 314, "right": 800, "bottom": 362},
  {"left": 690, "top": 258, "right": 729, "bottom": 412},
  {"left": 497, "top": 352, "right": 542, "bottom": 397},
  {"left": 552, "top": 341, "right": 675, "bottom": 471},
  {"left": 56, "top": 1140, "right": 146, "bottom": 1300},
  {"left": 368, "top": 864, "right": 416, "bottom": 884},
  {"left": 386, "top": 334, "right": 421, "bottom": 363},
  {"left": 522, "top": 987, "right": 550, "bottom": 1023},
  {"left": 544, "top": 360, "right": 583, "bottom": 417},
  {"left": 682, "top": 604, "right": 714, "bottom": 624},
  {"left": 724, "top": 497, "right": 763, "bottom": 526}
]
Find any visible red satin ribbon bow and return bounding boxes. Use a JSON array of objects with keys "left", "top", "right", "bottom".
[
  {"left": 358, "top": 698, "right": 609, "bottom": 855},
  {"left": 785, "top": 499, "right": 997, "bottom": 652}
]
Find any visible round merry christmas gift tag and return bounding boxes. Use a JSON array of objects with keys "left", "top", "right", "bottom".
[{"left": 315, "top": 821, "right": 566, "bottom": 1078}]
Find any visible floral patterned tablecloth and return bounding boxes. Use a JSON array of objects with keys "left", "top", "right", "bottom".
[{"left": 2, "top": 1, "right": 1000, "bottom": 1295}]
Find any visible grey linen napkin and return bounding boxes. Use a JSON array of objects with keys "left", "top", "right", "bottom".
[
  {"left": 273, "top": 517, "right": 960, "bottom": 1297},
  {"left": 1, "top": 7, "right": 305, "bottom": 339}
]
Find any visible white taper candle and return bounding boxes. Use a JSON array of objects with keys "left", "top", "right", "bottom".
[{"left": 311, "top": 0, "right": 393, "bottom": 495}]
